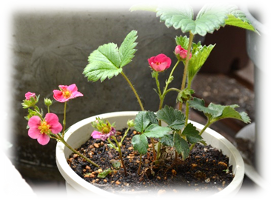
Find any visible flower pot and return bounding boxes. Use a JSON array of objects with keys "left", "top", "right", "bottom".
[
  {"left": 56, "top": 111, "right": 244, "bottom": 197},
  {"left": 240, "top": 1, "right": 270, "bottom": 193}
]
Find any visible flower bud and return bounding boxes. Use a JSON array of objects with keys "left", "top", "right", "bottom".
[
  {"left": 175, "top": 45, "right": 192, "bottom": 60},
  {"left": 127, "top": 119, "right": 135, "bottom": 127},
  {"left": 44, "top": 98, "right": 52, "bottom": 107}
]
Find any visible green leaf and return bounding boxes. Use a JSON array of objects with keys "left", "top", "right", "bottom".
[
  {"left": 131, "top": 134, "right": 148, "bottom": 155},
  {"left": 156, "top": 105, "right": 186, "bottom": 130},
  {"left": 225, "top": 10, "right": 256, "bottom": 32},
  {"left": 188, "top": 43, "right": 215, "bottom": 83},
  {"left": 182, "top": 123, "right": 202, "bottom": 144},
  {"left": 134, "top": 111, "right": 157, "bottom": 133},
  {"left": 189, "top": 97, "right": 251, "bottom": 124},
  {"left": 224, "top": 2, "right": 259, "bottom": 34},
  {"left": 188, "top": 97, "right": 218, "bottom": 117},
  {"left": 159, "top": 134, "right": 174, "bottom": 147},
  {"left": 130, "top": 1, "right": 159, "bottom": 12},
  {"left": 193, "top": 4, "right": 236, "bottom": 36},
  {"left": 156, "top": 6, "right": 194, "bottom": 31},
  {"left": 143, "top": 124, "right": 171, "bottom": 138},
  {"left": 175, "top": 35, "right": 190, "bottom": 50},
  {"left": 208, "top": 103, "right": 251, "bottom": 123},
  {"left": 97, "top": 168, "right": 112, "bottom": 178},
  {"left": 110, "top": 159, "right": 121, "bottom": 169},
  {"left": 83, "top": 30, "right": 138, "bottom": 82},
  {"left": 173, "top": 133, "right": 190, "bottom": 160},
  {"left": 83, "top": 43, "right": 122, "bottom": 82},
  {"left": 177, "top": 88, "right": 194, "bottom": 103},
  {"left": 119, "top": 30, "right": 138, "bottom": 67}
]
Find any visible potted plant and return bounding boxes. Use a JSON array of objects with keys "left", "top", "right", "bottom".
[{"left": 21, "top": 4, "right": 256, "bottom": 197}]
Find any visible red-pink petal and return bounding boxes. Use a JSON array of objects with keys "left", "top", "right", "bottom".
[
  {"left": 53, "top": 90, "right": 67, "bottom": 102},
  {"left": 44, "top": 113, "right": 62, "bottom": 134},
  {"left": 37, "top": 134, "right": 50, "bottom": 145},
  {"left": 28, "top": 127, "right": 41, "bottom": 139},
  {"left": 91, "top": 131, "right": 102, "bottom": 139},
  {"left": 28, "top": 116, "right": 41, "bottom": 129},
  {"left": 25, "top": 92, "right": 36, "bottom": 100}
]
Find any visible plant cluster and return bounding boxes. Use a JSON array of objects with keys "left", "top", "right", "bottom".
[{"left": 22, "top": 4, "right": 255, "bottom": 178}]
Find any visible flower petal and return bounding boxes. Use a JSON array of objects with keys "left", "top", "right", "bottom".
[
  {"left": 37, "top": 134, "right": 50, "bottom": 145},
  {"left": 53, "top": 90, "right": 67, "bottom": 102},
  {"left": 28, "top": 116, "right": 41, "bottom": 129},
  {"left": 44, "top": 113, "right": 62, "bottom": 134},
  {"left": 91, "top": 131, "right": 102, "bottom": 139},
  {"left": 28, "top": 127, "right": 41, "bottom": 139}
]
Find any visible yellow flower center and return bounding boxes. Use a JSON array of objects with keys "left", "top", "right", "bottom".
[
  {"left": 102, "top": 126, "right": 110, "bottom": 134},
  {"left": 62, "top": 90, "right": 71, "bottom": 99},
  {"left": 38, "top": 121, "right": 51, "bottom": 134}
]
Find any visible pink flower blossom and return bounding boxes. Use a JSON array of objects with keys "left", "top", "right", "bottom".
[
  {"left": 175, "top": 45, "right": 192, "bottom": 60},
  {"left": 91, "top": 127, "right": 116, "bottom": 141},
  {"left": 148, "top": 54, "right": 171, "bottom": 72},
  {"left": 53, "top": 84, "right": 83, "bottom": 102},
  {"left": 28, "top": 113, "right": 62, "bottom": 145},
  {"left": 25, "top": 92, "right": 36, "bottom": 100}
]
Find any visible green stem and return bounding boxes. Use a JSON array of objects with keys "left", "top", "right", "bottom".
[
  {"left": 121, "top": 71, "right": 144, "bottom": 111},
  {"left": 179, "top": 32, "right": 194, "bottom": 111},
  {"left": 112, "top": 136, "right": 127, "bottom": 176},
  {"left": 138, "top": 154, "right": 142, "bottom": 175},
  {"left": 62, "top": 102, "right": 67, "bottom": 137},
  {"left": 120, "top": 127, "right": 130, "bottom": 145},
  {"left": 57, "top": 134, "right": 100, "bottom": 168},
  {"left": 158, "top": 60, "right": 181, "bottom": 110},
  {"left": 189, "top": 119, "right": 212, "bottom": 151}
]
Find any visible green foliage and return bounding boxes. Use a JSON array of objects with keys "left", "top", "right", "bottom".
[
  {"left": 131, "top": 134, "right": 148, "bottom": 154},
  {"left": 83, "top": 30, "right": 138, "bottom": 82},
  {"left": 176, "top": 88, "right": 194, "bottom": 103},
  {"left": 143, "top": 124, "right": 171, "bottom": 138},
  {"left": 132, "top": 111, "right": 171, "bottom": 154},
  {"left": 134, "top": 111, "right": 157, "bottom": 133},
  {"left": 188, "top": 43, "right": 215, "bottom": 84},
  {"left": 189, "top": 97, "right": 251, "bottom": 124},
  {"left": 110, "top": 159, "right": 121, "bottom": 169},
  {"left": 97, "top": 168, "right": 112, "bottom": 178},
  {"left": 156, "top": 105, "right": 186, "bottom": 130},
  {"left": 182, "top": 123, "right": 202, "bottom": 144},
  {"left": 173, "top": 133, "right": 190, "bottom": 160},
  {"left": 156, "top": 4, "right": 256, "bottom": 36}
]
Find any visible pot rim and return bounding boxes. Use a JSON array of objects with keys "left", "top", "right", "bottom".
[{"left": 56, "top": 111, "right": 244, "bottom": 196}]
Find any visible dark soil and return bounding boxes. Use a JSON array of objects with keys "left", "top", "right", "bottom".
[{"left": 67, "top": 128, "right": 234, "bottom": 195}]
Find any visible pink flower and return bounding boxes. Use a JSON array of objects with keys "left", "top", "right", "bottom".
[
  {"left": 25, "top": 92, "right": 36, "bottom": 100},
  {"left": 148, "top": 54, "right": 171, "bottom": 72},
  {"left": 28, "top": 113, "right": 62, "bottom": 145},
  {"left": 53, "top": 84, "right": 83, "bottom": 102},
  {"left": 175, "top": 45, "right": 192, "bottom": 60},
  {"left": 91, "top": 127, "right": 116, "bottom": 141}
]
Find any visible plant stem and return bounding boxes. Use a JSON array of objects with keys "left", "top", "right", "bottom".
[
  {"left": 179, "top": 32, "right": 194, "bottom": 111},
  {"left": 57, "top": 134, "right": 100, "bottom": 168},
  {"left": 120, "top": 127, "right": 130, "bottom": 145},
  {"left": 111, "top": 136, "right": 127, "bottom": 176},
  {"left": 189, "top": 119, "right": 212, "bottom": 151},
  {"left": 62, "top": 102, "right": 67, "bottom": 137},
  {"left": 138, "top": 154, "right": 142, "bottom": 175},
  {"left": 121, "top": 71, "right": 144, "bottom": 111}
]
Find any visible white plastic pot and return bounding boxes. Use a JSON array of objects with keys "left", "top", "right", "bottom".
[{"left": 56, "top": 111, "right": 244, "bottom": 197}]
